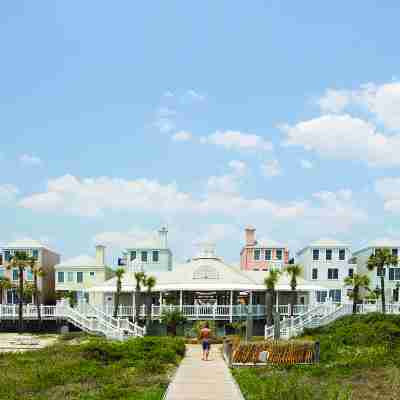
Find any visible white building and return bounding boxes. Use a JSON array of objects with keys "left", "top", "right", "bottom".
[
  {"left": 121, "top": 227, "right": 173, "bottom": 273},
  {"left": 353, "top": 240, "right": 400, "bottom": 302},
  {"left": 296, "top": 239, "right": 355, "bottom": 303},
  {"left": 55, "top": 245, "right": 112, "bottom": 303},
  {"left": 88, "top": 243, "right": 324, "bottom": 325}
]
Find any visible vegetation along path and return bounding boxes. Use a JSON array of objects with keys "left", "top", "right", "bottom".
[{"left": 165, "top": 344, "right": 244, "bottom": 400}]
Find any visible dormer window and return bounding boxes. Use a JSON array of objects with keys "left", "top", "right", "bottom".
[{"left": 326, "top": 249, "right": 332, "bottom": 261}]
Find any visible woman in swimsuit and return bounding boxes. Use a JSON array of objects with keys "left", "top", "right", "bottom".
[{"left": 200, "top": 322, "right": 212, "bottom": 361}]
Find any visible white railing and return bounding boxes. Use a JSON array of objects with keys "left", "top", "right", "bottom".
[
  {"left": 94, "top": 304, "right": 307, "bottom": 319},
  {"left": 265, "top": 302, "right": 400, "bottom": 340},
  {"left": 76, "top": 300, "right": 145, "bottom": 339},
  {"left": 0, "top": 304, "right": 57, "bottom": 319}
]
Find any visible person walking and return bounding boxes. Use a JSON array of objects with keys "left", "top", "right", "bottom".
[{"left": 200, "top": 322, "right": 212, "bottom": 361}]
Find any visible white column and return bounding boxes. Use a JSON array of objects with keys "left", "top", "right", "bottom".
[
  {"left": 276, "top": 290, "right": 279, "bottom": 312},
  {"left": 159, "top": 291, "right": 163, "bottom": 320},
  {"left": 230, "top": 290, "right": 233, "bottom": 323},
  {"left": 180, "top": 290, "right": 183, "bottom": 312},
  {"left": 132, "top": 291, "right": 135, "bottom": 319}
]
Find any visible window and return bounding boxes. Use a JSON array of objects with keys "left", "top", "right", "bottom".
[
  {"left": 312, "top": 268, "right": 318, "bottom": 280},
  {"left": 32, "top": 249, "right": 39, "bottom": 260},
  {"left": 377, "top": 268, "right": 386, "bottom": 277},
  {"left": 90, "top": 271, "right": 95, "bottom": 278},
  {"left": 392, "top": 248, "right": 399, "bottom": 258},
  {"left": 328, "top": 268, "right": 339, "bottom": 280},
  {"left": 141, "top": 251, "right": 148, "bottom": 262},
  {"left": 348, "top": 268, "right": 354, "bottom": 278},
  {"left": 326, "top": 249, "right": 332, "bottom": 261},
  {"left": 265, "top": 249, "right": 272, "bottom": 261},
  {"left": 12, "top": 269, "right": 19, "bottom": 281},
  {"left": 329, "top": 289, "right": 342, "bottom": 302},
  {"left": 389, "top": 268, "right": 400, "bottom": 281},
  {"left": 67, "top": 272, "right": 74, "bottom": 282},
  {"left": 316, "top": 291, "right": 327, "bottom": 303},
  {"left": 276, "top": 249, "right": 283, "bottom": 260},
  {"left": 57, "top": 271, "right": 64, "bottom": 283},
  {"left": 4, "top": 250, "right": 11, "bottom": 262},
  {"left": 254, "top": 249, "right": 261, "bottom": 261},
  {"left": 152, "top": 250, "right": 159, "bottom": 263},
  {"left": 313, "top": 249, "right": 319, "bottom": 261},
  {"left": 130, "top": 251, "right": 137, "bottom": 261},
  {"left": 77, "top": 272, "right": 83, "bottom": 283},
  {"left": 26, "top": 270, "right": 33, "bottom": 281},
  {"left": 339, "top": 249, "right": 346, "bottom": 261}
]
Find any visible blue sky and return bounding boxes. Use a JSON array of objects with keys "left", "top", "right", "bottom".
[{"left": 1, "top": 1, "right": 400, "bottom": 264}]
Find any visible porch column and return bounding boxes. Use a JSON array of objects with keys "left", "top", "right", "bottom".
[
  {"left": 275, "top": 290, "right": 279, "bottom": 312},
  {"left": 179, "top": 290, "right": 183, "bottom": 312},
  {"left": 230, "top": 290, "right": 233, "bottom": 323},
  {"left": 132, "top": 291, "right": 136, "bottom": 319}
]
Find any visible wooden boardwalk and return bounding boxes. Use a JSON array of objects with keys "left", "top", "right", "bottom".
[{"left": 165, "top": 344, "right": 244, "bottom": 400}]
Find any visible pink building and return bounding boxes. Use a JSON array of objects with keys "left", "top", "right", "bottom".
[{"left": 240, "top": 227, "right": 289, "bottom": 271}]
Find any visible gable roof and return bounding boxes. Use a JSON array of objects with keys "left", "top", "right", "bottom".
[
  {"left": 297, "top": 238, "right": 350, "bottom": 255},
  {"left": 4, "top": 239, "right": 57, "bottom": 253},
  {"left": 55, "top": 255, "right": 104, "bottom": 268},
  {"left": 353, "top": 238, "right": 400, "bottom": 255}
]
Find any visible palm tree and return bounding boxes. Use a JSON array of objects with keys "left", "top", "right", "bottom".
[
  {"left": 143, "top": 276, "right": 157, "bottom": 329},
  {"left": 113, "top": 268, "right": 125, "bottom": 318},
  {"left": 344, "top": 273, "right": 371, "bottom": 314},
  {"left": 0, "top": 276, "right": 12, "bottom": 305},
  {"left": 160, "top": 308, "right": 186, "bottom": 336},
  {"left": 28, "top": 257, "right": 45, "bottom": 327},
  {"left": 7, "top": 251, "right": 30, "bottom": 333},
  {"left": 264, "top": 269, "right": 280, "bottom": 327},
  {"left": 134, "top": 272, "right": 146, "bottom": 323},
  {"left": 285, "top": 264, "right": 303, "bottom": 316},
  {"left": 367, "top": 248, "right": 398, "bottom": 313}
]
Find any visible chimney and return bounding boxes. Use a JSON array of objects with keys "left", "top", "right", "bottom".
[
  {"left": 245, "top": 226, "right": 256, "bottom": 246},
  {"left": 158, "top": 226, "right": 168, "bottom": 249},
  {"left": 96, "top": 245, "right": 106, "bottom": 265}
]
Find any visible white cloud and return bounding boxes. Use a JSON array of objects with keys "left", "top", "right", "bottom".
[
  {"left": 300, "top": 159, "right": 313, "bottom": 169},
  {"left": 201, "top": 130, "right": 273, "bottom": 152},
  {"left": 317, "top": 81, "right": 400, "bottom": 131},
  {"left": 228, "top": 160, "right": 247, "bottom": 176},
  {"left": 20, "top": 154, "right": 42, "bottom": 166},
  {"left": 19, "top": 174, "right": 196, "bottom": 217},
  {"left": 261, "top": 159, "right": 282, "bottom": 177},
  {"left": 375, "top": 177, "right": 400, "bottom": 214},
  {"left": 196, "top": 224, "right": 239, "bottom": 243},
  {"left": 0, "top": 184, "right": 19, "bottom": 204},
  {"left": 172, "top": 131, "right": 192, "bottom": 142},
  {"left": 93, "top": 227, "right": 159, "bottom": 250},
  {"left": 282, "top": 114, "right": 400, "bottom": 167},
  {"left": 18, "top": 174, "right": 367, "bottom": 234},
  {"left": 183, "top": 90, "right": 206, "bottom": 102},
  {"left": 317, "top": 89, "right": 352, "bottom": 113}
]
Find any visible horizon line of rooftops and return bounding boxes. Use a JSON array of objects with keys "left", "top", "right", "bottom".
[{"left": 1, "top": 227, "right": 400, "bottom": 268}]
